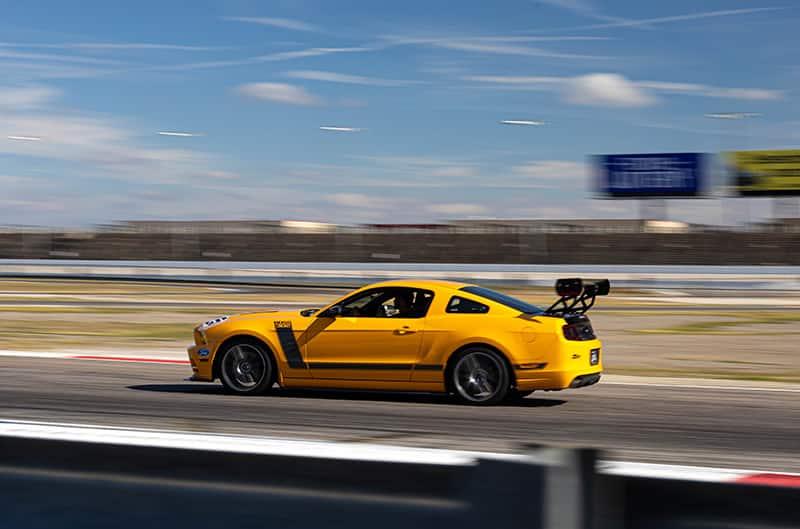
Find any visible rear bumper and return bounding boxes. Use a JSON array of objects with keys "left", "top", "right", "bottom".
[
  {"left": 515, "top": 369, "right": 602, "bottom": 391},
  {"left": 569, "top": 372, "right": 601, "bottom": 388}
]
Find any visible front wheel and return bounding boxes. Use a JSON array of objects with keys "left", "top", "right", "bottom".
[
  {"left": 450, "top": 348, "right": 510, "bottom": 405},
  {"left": 219, "top": 340, "right": 275, "bottom": 395}
]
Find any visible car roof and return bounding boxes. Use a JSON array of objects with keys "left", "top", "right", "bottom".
[{"left": 362, "top": 279, "right": 474, "bottom": 291}]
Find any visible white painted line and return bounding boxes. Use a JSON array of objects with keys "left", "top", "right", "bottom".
[
  {"left": 603, "top": 380, "right": 800, "bottom": 394},
  {"left": 0, "top": 350, "right": 187, "bottom": 362},
  {"left": 0, "top": 419, "right": 523, "bottom": 466},
  {"left": 598, "top": 461, "right": 749, "bottom": 483},
  {"left": 624, "top": 296, "right": 800, "bottom": 306},
  {"left": 1, "top": 419, "right": 797, "bottom": 485},
  {"left": 0, "top": 351, "right": 72, "bottom": 359}
]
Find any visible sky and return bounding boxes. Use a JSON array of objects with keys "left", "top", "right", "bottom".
[{"left": 0, "top": 0, "right": 798, "bottom": 226}]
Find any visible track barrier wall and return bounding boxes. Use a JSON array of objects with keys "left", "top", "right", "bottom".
[
  {"left": 1, "top": 231, "right": 800, "bottom": 265},
  {"left": 1, "top": 433, "right": 798, "bottom": 529}
]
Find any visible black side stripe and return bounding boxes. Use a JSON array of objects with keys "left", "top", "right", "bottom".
[
  {"left": 309, "top": 362, "right": 410, "bottom": 370},
  {"left": 274, "top": 323, "right": 307, "bottom": 369},
  {"left": 304, "top": 362, "right": 445, "bottom": 371},
  {"left": 414, "top": 364, "right": 444, "bottom": 371}
]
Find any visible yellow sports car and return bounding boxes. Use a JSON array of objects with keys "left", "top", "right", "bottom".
[{"left": 186, "top": 278, "right": 608, "bottom": 404}]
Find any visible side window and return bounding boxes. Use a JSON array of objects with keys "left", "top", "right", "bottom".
[
  {"left": 381, "top": 289, "right": 434, "bottom": 318},
  {"left": 339, "top": 288, "right": 434, "bottom": 318},
  {"left": 341, "top": 290, "right": 385, "bottom": 316},
  {"left": 446, "top": 296, "right": 489, "bottom": 314}
]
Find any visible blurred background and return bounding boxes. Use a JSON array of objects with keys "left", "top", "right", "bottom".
[{"left": 1, "top": 1, "right": 799, "bottom": 528}]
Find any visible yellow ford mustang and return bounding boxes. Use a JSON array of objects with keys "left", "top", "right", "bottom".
[{"left": 186, "top": 278, "right": 608, "bottom": 404}]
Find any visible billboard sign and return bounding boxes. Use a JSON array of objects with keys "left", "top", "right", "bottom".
[
  {"left": 595, "top": 153, "right": 703, "bottom": 198},
  {"left": 727, "top": 150, "right": 800, "bottom": 196}
]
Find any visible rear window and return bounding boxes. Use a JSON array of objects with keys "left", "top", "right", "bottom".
[
  {"left": 446, "top": 296, "right": 489, "bottom": 314},
  {"left": 459, "top": 286, "right": 543, "bottom": 315}
]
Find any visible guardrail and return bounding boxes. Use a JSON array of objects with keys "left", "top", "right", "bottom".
[
  {"left": 2, "top": 259, "right": 800, "bottom": 290},
  {"left": 1, "top": 421, "right": 798, "bottom": 529}
]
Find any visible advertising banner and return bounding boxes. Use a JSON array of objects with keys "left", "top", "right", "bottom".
[
  {"left": 595, "top": 153, "right": 703, "bottom": 198},
  {"left": 727, "top": 150, "right": 800, "bottom": 196}
]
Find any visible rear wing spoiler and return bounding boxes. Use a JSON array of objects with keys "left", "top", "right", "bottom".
[{"left": 544, "top": 278, "right": 610, "bottom": 316}]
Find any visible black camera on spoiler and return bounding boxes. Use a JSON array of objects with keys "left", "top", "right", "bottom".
[{"left": 548, "top": 278, "right": 611, "bottom": 316}]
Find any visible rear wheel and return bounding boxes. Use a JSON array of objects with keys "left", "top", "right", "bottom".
[
  {"left": 219, "top": 340, "right": 275, "bottom": 395},
  {"left": 450, "top": 348, "right": 510, "bottom": 405}
]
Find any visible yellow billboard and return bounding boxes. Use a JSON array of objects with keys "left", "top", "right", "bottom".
[{"left": 727, "top": 150, "right": 800, "bottom": 196}]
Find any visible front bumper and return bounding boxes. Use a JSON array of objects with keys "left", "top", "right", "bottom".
[{"left": 187, "top": 344, "right": 214, "bottom": 381}]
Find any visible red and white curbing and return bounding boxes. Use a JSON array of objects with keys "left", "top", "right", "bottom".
[
  {"left": 0, "top": 350, "right": 190, "bottom": 364},
  {"left": 0, "top": 419, "right": 798, "bottom": 488}
]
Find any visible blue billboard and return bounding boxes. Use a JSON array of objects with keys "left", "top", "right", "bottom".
[{"left": 595, "top": 153, "right": 704, "bottom": 198}]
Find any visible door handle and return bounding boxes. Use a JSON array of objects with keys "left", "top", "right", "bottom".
[{"left": 394, "top": 326, "right": 417, "bottom": 335}]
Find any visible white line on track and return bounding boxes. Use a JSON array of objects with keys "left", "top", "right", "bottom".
[
  {"left": 0, "top": 419, "right": 523, "bottom": 466},
  {"left": 1, "top": 419, "right": 797, "bottom": 485},
  {"left": 602, "top": 380, "right": 800, "bottom": 393}
]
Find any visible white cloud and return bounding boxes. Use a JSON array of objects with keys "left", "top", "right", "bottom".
[
  {"left": 432, "top": 40, "right": 604, "bottom": 60},
  {"left": 158, "top": 47, "right": 371, "bottom": 72},
  {"left": 575, "top": 7, "right": 784, "bottom": 30},
  {"left": 0, "top": 90, "right": 235, "bottom": 186},
  {"left": 537, "top": 0, "right": 637, "bottom": 25},
  {"left": 327, "top": 193, "right": 387, "bottom": 209},
  {"left": 637, "top": 81, "right": 782, "bottom": 101},
  {"left": 0, "top": 49, "right": 121, "bottom": 65},
  {"left": 0, "top": 86, "right": 59, "bottom": 108},
  {"left": 0, "top": 61, "right": 108, "bottom": 80},
  {"left": 286, "top": 70, "right": 418, "bottom": 87},
  {"left": 466, "top": 73, "right": 782, "bottom": 106},
  {"left": 471, "top": 36, "right": 611, "bottom": 43},
  {"left": 264, "top": 47, "right": 368, "bottom": 62},
  {"left": 223, "top": 16, "right": 317, "bottom": 32},
  {"left": 513, "top": 161, "right": 587, "bottom": 180},
  {"left": 0, "top": 42, "right": 221, "bottom": 51},
  {"left": 429, "top": 166, "right": 477, "bottom": 178},
  {"left": 0, "top": 175, "right": 34, "bottom": 185},
  {"left": 464, "top": 75, "right": 565, "bottom": 85},
  {"left": 566, "top": 73, "right": 656, "bottom": 107},
  {"left": 236, "top": 82, "right": 321, "bottom": 106},
  {"left": 427, "top": 203, "right": 489, "bottom": 216}
]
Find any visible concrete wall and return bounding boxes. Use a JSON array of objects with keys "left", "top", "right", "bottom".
[{"left": 0, "top": 231, "right": 798, "bottom": 265}]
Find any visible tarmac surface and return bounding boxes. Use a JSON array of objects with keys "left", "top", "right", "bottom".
[{"left": 2, "top": 357, "right": 798, "bottom": 473}]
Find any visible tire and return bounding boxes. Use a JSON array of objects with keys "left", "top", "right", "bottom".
[
  {"left": 507, "top": 389, "right": 534, "bottom": 401},
  {"left": 449, "top": 347, "right": 511, "bottom": 405},
  {"left": 218, "top": 339, "right": 276, "bottom": 395}
]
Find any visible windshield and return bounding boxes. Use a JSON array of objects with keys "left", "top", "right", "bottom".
[{"left": 459, "top": 286, "right": 543, "bottom": 315}]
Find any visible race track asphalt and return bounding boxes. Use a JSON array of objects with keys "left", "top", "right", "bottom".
[{"left": 2, "top": 357, "right": 798, "bottom": 473}]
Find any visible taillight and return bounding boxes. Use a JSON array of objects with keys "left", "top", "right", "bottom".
[{"left": 563, "top": 322, "right": 596, "bottom": 341}]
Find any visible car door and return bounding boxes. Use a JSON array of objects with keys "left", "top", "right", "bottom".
[{"left": 305, "top": 288, "right": 432, "bottom": 381}]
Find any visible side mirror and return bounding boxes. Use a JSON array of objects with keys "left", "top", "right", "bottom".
[{"left": 321, "top": 305, "right": 343, "bottom": 318}]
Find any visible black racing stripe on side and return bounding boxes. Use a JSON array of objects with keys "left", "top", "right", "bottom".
[
  {"left": 414, "top": 364, "right": 443, "bottom": 371},
  {"left": 307, "top": 362, "right": 412, "bottom": 370},
  {"left": 274, "top": 326, "right": 306, "bottom": 369}
]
